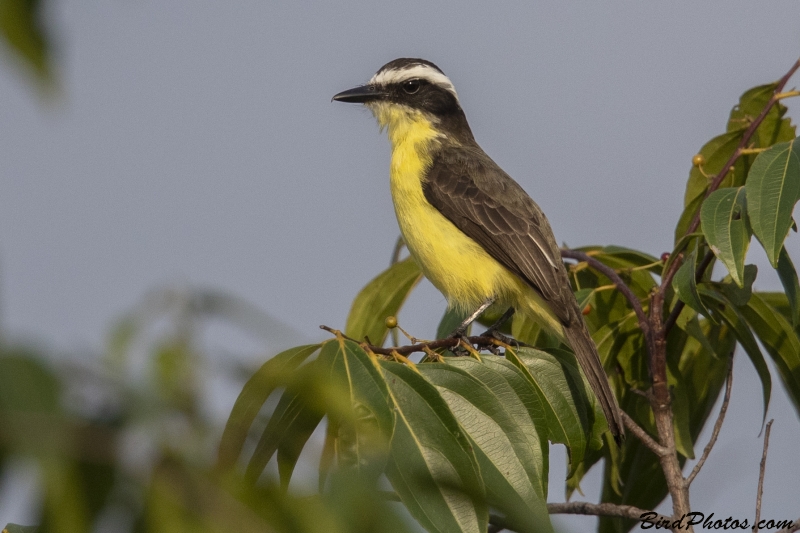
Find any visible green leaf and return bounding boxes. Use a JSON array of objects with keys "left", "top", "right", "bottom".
[
  {"left": 0, "top": 0, "right": 51, "bottom": 81},
  {"left": 719, "top": 264, "right": 758, "bottom": 307},
  {"left": 505, "top": 347, "right": 606, "bottom": 475},
  {"left": 728, "top": 83, "right": 796, "bottom": 147},
  {"left": 740, "top": 294, "right": 800, "bottom": 419},
  {"left": 380, "top": 361, "right": 488, "bottom": 533},
  {"left": 701, "top": 187, "right": 752, "bottom": 286},
  {"left": 326, "top": 339, "right": 394, "bottom": 481},
  {"left": 746, "top": 137, "right": 800, "bottom": 267},
  {"left": 576, "top": 245, "right": 662, "bottom": 274},
  {"left": 700, "top": 288, "right": 771, "bottom": 424},
  {"left": 247, "top": 385, "right": 323, "bottom": 484},
  {"left": 436, "top": 307, "right": 470, "bottom": 340},
  {"left": 675, "top": 307, "right": 717, "bottom": 359},
  {"left": 672, "top": 247, "right": 712, "bottom": 318},
  {"left": 246, "top": 342, "right": 353, "bottom": 485},
  {"left": 217, "top": 344, "right": 320, "bottom": 471},
  {"left": 346, "top": 257, "right": 423, "bottom": 345},
  {"left": 420, "top": 360, "right": 552, "bottom": 533},
  {"left": 3, "top": 524, "right": 40, "bottom": 533},
  {"left": 667, "top": 360, "right": 694, "bottom": 460},
  {"left": 776, "top": 247, "right": 800, "bottom": 327},
  {"left": 594, "top": 314, "right": 647, "bottom": 389}
]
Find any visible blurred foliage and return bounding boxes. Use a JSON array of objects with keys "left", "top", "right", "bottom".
[{"left": 0, "top": 0, "right": 51, "bottom": 82}]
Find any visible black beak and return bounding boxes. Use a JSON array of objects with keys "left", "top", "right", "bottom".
[{"left": 332, "top": 85, "right": 385, "bottom": 103}]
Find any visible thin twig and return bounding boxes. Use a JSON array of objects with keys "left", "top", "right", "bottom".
[
  {"left": 546, "top": 501, "right": 670, "bottom": 522},
  {"left": 753, "top": 419, "right": 774, "bottom": 533},
  {"left": 621, "top": 411, "right": 669, "bottom": 457},
  {"left": 561, "top": 249, "right": 651, "bottom": 348},
  {"left": 686, "top": 354, "right": 734, "bottom": 486}
]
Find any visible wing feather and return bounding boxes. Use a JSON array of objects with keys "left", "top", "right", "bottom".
[{"left": 423, "top": 146, "right": 573, "bottom": 323}]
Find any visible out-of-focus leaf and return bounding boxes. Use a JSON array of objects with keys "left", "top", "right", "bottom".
[
  {"left": 246, "top": 342, "right": 353, "bottom": 485},
  {"left": 701, "top": 187, "right": 752, "bottom": 287},
  {"left": 676, "top": 307, "right": 716, "bottom": 358},
  {"left": 318, "top": 421, "right": 337, "bottom": 492},
  {"left": 506, "top": 347, "right": 606, "bottom": 474},
  {"left": 740, "top": 294, "right": 800, "bottom": 418},
  {"left": 419, "top": 360, "right": 551, "bottom": 533},
  {"left": 436, "top": 307, "right": 470, "bottom": 340},
  {"left": 667, "top": 360, "right": 693, "bottom": 460},
  {"left": 595, "top": 314, "right": 647, "bottom": 389},
  {"left": 756, "top": 292, "right": 793, "bottom": 324},
  {"left": 0, "top": 0, "right": 51, "bottom": 80},
  {"left": 217, "top": 344, "right": 320, "bottom": 471},
  {"left": 3, "top": 525, "right": 40, "bottom": 533},
  {"left": 776, "top": 247, "right": 800, "bottom": 327},
  {"left": 672, "top": 247, "right": 712, "bottom": 318},
  {"left": 746, "top": 137, "right": 800, "bottom": 267},
  {"left": 701, "top": 288, "right": 771, "bottom": 424},
  {"left": 346, "top": 257, "right": 423, "bottom": 346},
  {"left": 246, "top": 386, "right": 322, "bottom": 485},
  {"left": 380, "top": 361, "right": 488, "bottom": 533},
  {"left": 326, "top": 339, "right": 394, "bottom": 482}
]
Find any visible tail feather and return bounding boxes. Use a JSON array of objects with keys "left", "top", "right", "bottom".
[{"left": 562, "top": 320, "right": 624, "bottom": 443}]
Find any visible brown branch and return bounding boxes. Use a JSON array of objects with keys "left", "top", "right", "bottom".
[
  {"left": 561, "top": 249, "right": 651, "bottom": 350},
  {"left": 753, "top": 419, "right": 774, "bottom": 533},
  {"left": 321, "top": 324, "right": 512, "bottom": 356},
  {"left": 686, "top": 354, "right": 734, "bottom": 486},
  {"left": 621, "top": 411, "right": 669, "bottom": 457},
  {"left": 547, "top": 501, "right": 670, "bottom": 522}
]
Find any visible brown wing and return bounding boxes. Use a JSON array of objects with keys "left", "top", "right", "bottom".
[{"left": 422, "top": 144, "right": 575, "bottom": 324}]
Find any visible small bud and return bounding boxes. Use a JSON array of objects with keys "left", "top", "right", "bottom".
[
  {"left": 385, "top": 315, "right": 398, "bottom": 329},
  {"left": 582, "top": 305, "right": 591, "bottom": 316},
  {"left": 692, "top": 154, "right": 705, "bottom": 167},
  {"left": 660, "top": 252, "right": 670, "bottom": 262}
]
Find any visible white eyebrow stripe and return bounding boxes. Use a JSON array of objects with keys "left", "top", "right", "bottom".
[{"left": 370, "top": 65, "right": 459, "bottom": 101}]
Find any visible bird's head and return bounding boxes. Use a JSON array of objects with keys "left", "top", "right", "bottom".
[{"left": 333, "top": 58, "right": 471, "bottom": 143}]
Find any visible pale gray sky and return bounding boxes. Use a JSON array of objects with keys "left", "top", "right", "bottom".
[{"left": 1, "top": 0, "right": 799, "bottom": 529}]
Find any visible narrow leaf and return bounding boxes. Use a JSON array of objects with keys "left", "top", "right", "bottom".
[
  {"left": 746, "top": 137, "right": 800, "bottom": 267},
  {"left": 505, "top": 347, "right": 606, "bottom": 474},
  {"left": 217, "top": 344, "right": 320, "bottom": 471},
  {"left": 701, "top": 187, "right": 752, "bottom": 286},
  {"left": 327, "top": 339, "right": 394, "bottom": 481},
  {"left": 776, "top": 247, "right": 800, "bottom": 327},
  {"left": 672, "top": 247, "right": 712, "bottom": 318},
  {"left": 740, "top": 294, "right": 800, "bottom": 419},
  {"left": 380, "top": 361, "right": 488, "bottom": 533},
  {"left": 346, "top": 257, "right": 422, "bottom": 345},
  {"left": 700, "top": 288, "right": 771, "bottom": 424},
  {"left": 420, "top": 360, "right": 552, "bottom": 533}
]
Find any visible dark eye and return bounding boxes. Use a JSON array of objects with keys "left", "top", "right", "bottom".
[{"left": 402, "top": 79, "right": 421, "bottom": 94}]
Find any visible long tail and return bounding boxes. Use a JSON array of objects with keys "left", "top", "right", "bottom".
[{"left": 562, "top": 319, "right": 624, "bottom": 443}]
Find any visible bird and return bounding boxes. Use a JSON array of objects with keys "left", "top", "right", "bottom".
[{"left": 333, "top": 58, "right": 623, "bottom": 442}]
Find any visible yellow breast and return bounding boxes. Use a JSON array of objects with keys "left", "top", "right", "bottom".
[{"left": 371, "top": 103, "right": 522, "bottom": 312}]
